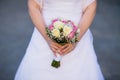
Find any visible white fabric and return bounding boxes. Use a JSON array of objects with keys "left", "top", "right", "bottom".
[
  {"left": 82, "top": 0, "right": 95, "bottom": 11},
  {"left": 14, "top": 0, "right": 104, "bottom": 80}
]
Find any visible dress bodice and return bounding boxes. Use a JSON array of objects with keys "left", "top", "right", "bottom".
[
  {"left": 35, "top": 0, "right": 95, "bottom": 12},
  {"left": 43, "top": 0, "right": 83, "bottom": 14},
  {"left": 35, "top": 0, "right": 95, "bottom": 25}
]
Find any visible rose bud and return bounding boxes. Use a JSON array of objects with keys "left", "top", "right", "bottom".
[
  {"left": 52, "top": 19, "right": 58, "bottom": 24},
  {"left": 49, "top": 25, "right": 54, "bottom": 30}
]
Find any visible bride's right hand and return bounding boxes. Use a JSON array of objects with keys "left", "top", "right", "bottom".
[{"left": 47, "top": 40, "right": 62, "bottom": 56}]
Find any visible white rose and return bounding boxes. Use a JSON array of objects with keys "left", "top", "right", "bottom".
[
  {"left": 63, "top": 25, "right": 72, "bottom": 36},
  {"left": 53, "top": 21, "right": 64, "bottom": 29},
  {"left": 51, "top": 29, "right": 60, "bottom": 37}
]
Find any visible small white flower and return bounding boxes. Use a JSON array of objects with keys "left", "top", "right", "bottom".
[{"left": 77, "top": 28, "right": 80, "bottom": 33}]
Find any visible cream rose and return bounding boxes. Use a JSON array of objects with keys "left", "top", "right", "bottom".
[
  {"left": 51, "top": 29, "right": 60, "bottom": 37},
  {"left": 63, "top": 25, "right": 72, "bottom": 36},
  {"left": 53, "top": 21, "right": 64, "bottom": 29}
]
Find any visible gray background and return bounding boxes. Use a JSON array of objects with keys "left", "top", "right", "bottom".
[{"left": 0, "top": 0, "right": 120, "bottom": 80}]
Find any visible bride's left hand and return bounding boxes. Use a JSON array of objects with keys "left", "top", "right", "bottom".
[{"left": 60, "top": 43, "right": 77, "bottom": 55}]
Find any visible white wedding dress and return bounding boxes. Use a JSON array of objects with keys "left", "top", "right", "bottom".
[{"left": 14, "top": 0, "right": 104, "bottom": 80}]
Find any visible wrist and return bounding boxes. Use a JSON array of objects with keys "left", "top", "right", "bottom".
[{"left": 46, "top": 37, "right": 52, "bottom": 44}]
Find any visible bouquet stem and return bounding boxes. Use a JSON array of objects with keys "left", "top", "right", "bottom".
[
  {"left": 51, "top": 53, "right": 61, "bottom": 68},
  {"left": 51, "top": 59, "right": 60, "bottom": 68}
]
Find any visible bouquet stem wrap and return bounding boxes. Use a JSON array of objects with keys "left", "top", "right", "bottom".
[{"left": 51, "top": 53, "right": 62, "bottom": 68}]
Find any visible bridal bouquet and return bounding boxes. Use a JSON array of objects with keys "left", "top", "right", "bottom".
[{"left": 46, "top": 18, "right": 80, "bottom": 68}]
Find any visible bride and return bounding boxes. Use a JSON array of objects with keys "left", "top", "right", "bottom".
[{"left": 14, "top": 0, "right": 104, "bottom": 80}]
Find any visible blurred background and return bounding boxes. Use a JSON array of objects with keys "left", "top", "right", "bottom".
[{"left": 0, "top": 0, "right": 120, "bottom": 80}]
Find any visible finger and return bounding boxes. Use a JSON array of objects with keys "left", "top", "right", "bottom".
[
  {"left": 51, "top": 47, "right": 57, "bottom": 53},
  {"left": 61, "top": 46, "right": 70, "bottom": 54},
  {"left": 62, "top": 47, "right": 73, "bottom": 55},
  {"left": 50, "top": 44, "right": 59, "bottom": 50},
  {"left": 51, "top": 45, "right": 61, "bottom": 54},
  {"left": 62, "top": 44, "right": 74, "bottom": 54},
  {"left": 51, "top": 48, "right": 62, "bottom": 56},
  {"left": 61, "top": 44, "right": 71, "bottom": 54},
  {"left": 54, "top": 43, "right": 62, "bottom": 48},
  {"left": 51, "top": 41, "right": 59, "bottom": 46},
  {"left": 51, "top": 42, "right": 63, "bottom": 49},
  {"left": 51, "top": 47, "right": 58, "bottom": 56},
  {"left": 61, "top": 44, "right": 69, "bottom": 50}
]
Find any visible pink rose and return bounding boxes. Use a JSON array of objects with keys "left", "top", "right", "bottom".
[
  {"left": 68, "top": 31, "right": 75, "bottom": 39},
  {"left": 70, "top": 21, "right": 76, "bottom": 28},
  {"left": 52, "top": 19, "right": 59, "bottom": 24},
  {"left": 62, "top": 20, "right": 67, "bottom": 24},
  {"left": 49, "top": 25, "right": 54, "bottom": 30},
  {"left": 68, "top": 27, "right": 78, "bottom": 39},
  {"left": 68, "top": 21, "right": 78, "bottom": 30},
  {"left": 73, "top": 26, "right": 78, "bottom": 32}
]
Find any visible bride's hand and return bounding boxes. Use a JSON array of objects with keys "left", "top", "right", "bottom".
[
  {"left": 47, "top": 40, "right": 62, "bottom": 56},
  {"left": 60, "top": 43, "right": 77, "bottom": 55}
]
